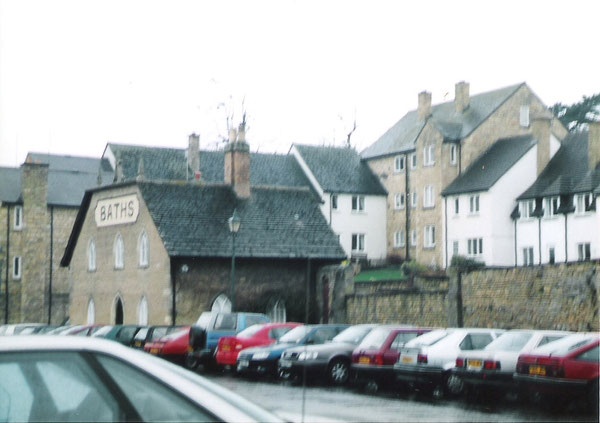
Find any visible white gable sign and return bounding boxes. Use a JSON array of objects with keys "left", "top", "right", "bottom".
[{"left": 95, "top": 194, "right": 140, "bottom": 227}]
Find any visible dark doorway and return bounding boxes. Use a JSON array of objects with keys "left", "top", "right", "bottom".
[
  {"left": 322, "top": 277, "right": 329, "bottom": 323},
  {"left": 115, "top": 298, "right": 124, "bottom": 324}
]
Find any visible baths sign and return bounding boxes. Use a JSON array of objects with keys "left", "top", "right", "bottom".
[{"left": 95, "top": 194, "right": 140, "bottom": 227}]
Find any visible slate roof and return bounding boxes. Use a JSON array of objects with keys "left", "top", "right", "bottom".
[
  {"left": 106, "top": 144, "right": 311, "bottom": 188},
  {"left": 518, "top": 131, "right": 590, "bottom": 200},
  {"left": 442, "top": 135, "right": 537, "bottom": 196},
  {"left": 293, "top": 144, "right": 387, "bottom": 195},
  {"left": 61, "top": 182, "right": 346, "bottom": 265},
  {"left": 361, "top": 83, "right": 525, "bottom": 159},
  {"left": 0, "top": 154, "right": 112, "bottom": 207}
]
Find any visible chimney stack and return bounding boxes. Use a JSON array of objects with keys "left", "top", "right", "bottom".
[
  {"left": 531, "top": 116, "right": 552, "bottom": 176},
  {"left": 188, "top": 133, "right": 200, "bottom": 180},
  {"left": 455, "top": 81, "right": 470, "bottom": 113},
  {"left": 224, "top": 127, "right": 251, "bottom": 199},
  {"left": 418, "top": 91, "right": 432, "bottom": 121},
  {"left": 589, "top": 121, "right": 600, "bottom": 171}
]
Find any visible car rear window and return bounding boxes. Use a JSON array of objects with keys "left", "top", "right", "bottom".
[
  {"left": 237, "top": 325, "right": 264, "bottom": 338},
  {"left": 484, "top": 331, "right": 533, "bottom": 352},
  {"left": 390, "top": 332, "right": 420, "bottom": 350},
  {"left": 134, "top": 328, "right": 149, "bottom": 341},
  {"left": 214, "top": 314, "right": 237, "bottom": 331},
  {"left": 532, "top": 334, "right": 599, "bottom": 357},
  {"left": 332, "top": 325, "right": 374, "bottom": 345},
  {"left": 357, "top": 327, "right": 393, "bottom": 350},
  {"left": 406, "top": 330, "right": 452, "bottom": 347}
]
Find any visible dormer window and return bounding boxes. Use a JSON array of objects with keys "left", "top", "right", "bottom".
[
  {"left": 576, "top": 193, "right": 595, "bottom": 214},
  {"left": 520, "top": 200, "right": 535, "bottom": 219},
  {"left": 520, "top": 105, "right": 530, "bottom": 127},
  {"left": 450, "top": 145, "right": 457, "bottom": 165},
  {"left": 394, "top": 156, "right": 405, "bottom": 173},
  {"left": 544, "top": 196, "right": 560, "bottom": 217},
  {"left": 331, "top": 194, "right": 338, "bottom": 210}
]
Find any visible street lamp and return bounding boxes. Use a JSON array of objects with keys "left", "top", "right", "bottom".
[{"left": 228, "top": 209, "right": 241, "bottom": 312}]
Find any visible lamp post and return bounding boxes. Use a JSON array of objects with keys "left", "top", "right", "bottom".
[{"left": 228, "top": 209, "right": 241, "bottom": 312}]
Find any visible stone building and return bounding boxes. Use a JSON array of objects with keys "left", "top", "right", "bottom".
[
  {"left": 61, "top": 132, "right": 345, "bottom": 325},
  {"left": 0, "top": 154, "right": 112, "bottom": 324},
  {"left": 361, "top": 81, "right": 568, "bottom": 268}
]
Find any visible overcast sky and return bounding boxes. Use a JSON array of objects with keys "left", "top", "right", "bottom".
[{"left": 0, "top": 0, "right": 598, "bottom": 167}]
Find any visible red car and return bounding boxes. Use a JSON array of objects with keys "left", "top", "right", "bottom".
[
  {"left": 351, "top": 326, "right": 432, "bottom": 392},
  {"left": 514, "top": 332, "right": 599, "bottom": 409},
  {"left": 144, "top": 326, "right": 191, "bottom": 365},
  {"left": 216, "top": 322, "right": 301, "bottom": 367}
]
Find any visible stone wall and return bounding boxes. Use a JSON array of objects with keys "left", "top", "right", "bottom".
[{"left": 345, "top": 262, "right": 599, "bottom": 331}]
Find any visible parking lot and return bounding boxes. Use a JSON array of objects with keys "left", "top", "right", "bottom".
[{"left": 205, "top": 371, "right": 599, "bottom": 422}]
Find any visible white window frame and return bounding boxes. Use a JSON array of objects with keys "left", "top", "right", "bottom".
[
  {"left": 394, "top": 230, "right": 405, "bottom": 248},
  {"left": 268, "top": 299, "right": 286, "bottom": 323},
  {"left": 12, "top": 256, "right": 22, "bottom": 280},
  {"left": 331, "top": 194, "right": 338, "bottom": 210},
  {"left": 423, "top": 185, "right": 435, "bottom": 208},
  {"left": 423, "top": 145, "right": 435, "bottom": 166},
  {"left": 114, "top": 234, "right": 124, "bottom": 270},
  {"left": 410, "top": 153, "right": 417, "bottom": 169},
  {"left": 578, "top": 243, "right": 591, "bottom": 261},
  {"left": 394, "top": 193, "right": 405, "bottom": 210},
  {"left": 411, "top": 191, "right": 417, "bottom": 208},
  {"left": 394, "top": 156, "right": 405, "bottom": 173},
  {"left": 521, "top": 200, "right": 535, "bottom": 219},
  {"left": 548, "top": 246, "right": 556, "bottom": 264},
  {"left": 575, "top": 193, "right": 593, "bottom": 214},
  {"left": 424, "top": 225, "right": 436, "bottom": 248},
  {"left": 138, "top": 296, "right": 149, "bottom": 325},
  {"left": 410, "top": 229, "right": 417, "bottom": 247},
  {"left": 450, "top": 145, "right": 457, "bottom": 165},
  {"left": 351, "top": 196, "right": 365, "bottom": 212},
  {"left": 87, "top": 298, "right": 96, "bottom": 325},
  {"left": 523, "top": 247, "right": 534, "bottom": 266},
  {"left": 88, "top": 238, "right": 97, "bottom": 272},
  {"left": 351, "top": 233, "right": 365, "bottom": 252},
  {"left": 469, "top": 195, "right": 480, "bottom": 214},
  {"left": 454, "top": 197, "right": 460, "bottom": 215},
  {"left": 520, "top": 105, "right": 530, "bottom": 127},
  {"left": 467, "top": 238, "right": 483, "bottom": 256},
  {"left": 544, "top": 196, "right": 560, "bottom": 218},
  {"left": 13, "top": 206, "right": 23, "bottom": 230},
  {"left": 138, "top": 231, "right": 149, "bottom": 268},
  {"left": 453, "top": 240, "right": 459, "bottom": 256},
  {"left": 212, "top": 294, "right": 232, "bottom": 313}
]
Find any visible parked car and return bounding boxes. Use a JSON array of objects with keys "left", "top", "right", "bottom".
[
  {"left": 452, "top": 329, "right": 570, "bottom": 397},
  {"left": 58, "top": 324, "right": 105, "bottom": 336},
  {"left": 187, "top": 311, "right": 269, "bottom": 370},
  {"left": 0, "top": 323, "right": 45, "bottom": 336},
  {"left": 514, "top": 332, "right": 599, "bottom": 409},
  {"left": 0, "top": 335, "right": 283, "bottom": 422},
  {"left": 145, "top": 327, "right": 192, "bottom": 366},
  {"left": 351, "top": 325, "right": 433, "bottom": 392},
  {"left": 216, "top": 322, "right": 301, "bottom": 367},
  {"left": 278, "top": 324, "right": 377, "bottom": 385},
  {"left": 91, "top": 325, "right": 144, "bottom": 346},
  {"left": 394, "top": 328, "right": 503, "bottom": 398},
  {"left": 132, "top": 325, "right": 183, "bottom": 350},
  {"left": 237, "top": 324, "right": 348, "bottom": 378}
]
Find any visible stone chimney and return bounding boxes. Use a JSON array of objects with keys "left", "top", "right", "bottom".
[
  {"left": 531, "top": 115, "right": 552, "bottom": 176},
  {"left": 224, "top": 126, "right": 251, "bottom": 199},
  {"left": 418, "top": 91, "right": 432, "bottom": 121},
  {"left": 589, "top": 121, "right": 600, "bottom": 171},
  {"left": 188, "top": 133, "right": 201, "bottom": 180},
  {"left": 455, "top": 81, "right": 470, "bottom": 113}
]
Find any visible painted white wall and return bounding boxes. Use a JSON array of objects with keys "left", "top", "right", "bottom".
[
  {"left": 291, "top": 145, "right": 387, "bottom": 261},
  {"left": 550, "top": 134, "right": 561, "bottom": 159},
  {"left": 566, "top": 206, "right": 597, "bottom": 262},
  {"left": 445, "top": 145, "right": 538, "bottom": 267}
]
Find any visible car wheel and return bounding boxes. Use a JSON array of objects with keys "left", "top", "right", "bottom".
[
  {"left": 365, "top": 380, "right": 379, "bottom": 394},
  {"left": 184, "top": 355, "right": 199, "bottom": 371},
  {"left": 445, "top": 374, "right": 464, "bottom": 396},
  {"left": 328, "top": 359, "right": 350, "bottom": 385}
]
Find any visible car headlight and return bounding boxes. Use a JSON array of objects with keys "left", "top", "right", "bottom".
[
  {"left": 298, "top": 351, "right": 318, "bottom": 361},
  {"left": 252, "top": 351, "right": 270, "bottom": 360}
]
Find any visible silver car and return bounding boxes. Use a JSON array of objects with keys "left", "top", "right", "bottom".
[{"left": 0, "top": 335, "right": 283, "bottom": 422}]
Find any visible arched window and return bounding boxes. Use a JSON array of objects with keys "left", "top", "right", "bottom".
[
  {"left": 267, "top": 299, "right": 287, "bottom": 323},
  {"left": 114, "top": 234, "right": 124, "bottom": 269},
  {"left": 138, "top": 296, "right": 149, "bottom": 325},
  {"left": 114, "top": 296, "right": 124, "bottom": 324},
  {"left": 87, "top": 298, "right": 95, "bottom": 325},
  {"left": 211, "top": 294, "right": 231, "bottom": 313},
  {"left": 138, "top": 231, "right": 149, "bottom": 267},
  {"left": 88, "top": 238, "right": 96, "bottom": 272}
]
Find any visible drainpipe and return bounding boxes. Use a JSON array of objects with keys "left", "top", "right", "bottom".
[
  {"left": 170, "top": 260, "right": 177, "bottom": 325},
  {"left": 538, "top": 217, "right": 542, "bottom": 265},
  {"left": 564, "top": 215, "right": 568, "bottom": 263},
  {"left": 4, "top": 205, "right": 10, "bottom": 324},
  {"left": 48, "top": 206, "right": 54, "bottom": 324},
  {"left": 405, "top": 153, "right": 410, "bottom": 261},
  {"left": 305, "top": 257, "right": 311, "bottom": 324},
  {"left": 514, "top": 220, "right": 518, "bottom": 266},
  {"left": 444, "top": 197, "right": 449, "bottom": 268}
]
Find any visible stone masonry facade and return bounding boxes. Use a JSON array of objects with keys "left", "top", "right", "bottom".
[{"left": 366, "top": 84, "right": 569, "bottom": 268}]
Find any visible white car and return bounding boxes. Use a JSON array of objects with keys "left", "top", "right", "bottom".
[
  {"left": 0, "top": 335, "right": 283, "bottom": 422},
  {"left": 394, "top": 328, "right": 503, "bottom": 397},
  {"left": 452, "top": 329, "right": 571, "bottom": 394},
  {"left": 0, "top": 323, "right": 45, "bottom": 336}
]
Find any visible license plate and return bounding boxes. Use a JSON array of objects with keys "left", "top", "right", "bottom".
[
  {"left": 467, "top": 360, "right": 483, "bottom": 370},
  {"left": 222, "top": 345, "right": 231, "bottom": 351},
  {"left": 238, "top": 359, "right": 249, "bottom": 369},
  {"left": 135, "top": 342, "right": 141, "bottom": 347},
  {"left": 280, "top": 360, "right": 292, "bottom": 368},
  {"left": 359, "top": 357, "right": 370, "bottom": 364},
  {"left": 402, "top": 356, "right": 414, "bottom": 364},
  {"left": 187, "top": 346, "right": 193, "bottom": 353},
  {"left": 529, "top": 365, "right": 546, "bottom": 376},
  {"left": 150, "top": 348, "right": 159, "bottom": 355}
]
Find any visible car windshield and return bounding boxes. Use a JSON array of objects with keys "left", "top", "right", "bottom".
[
  {"left": 333, "top": 325, "right": 375, "bottom": 345},
  {"left": 356, "top": 327, "right": 393, "bottom": 350},
  {"left": 484, "top": 331, "right": 533, "bottom": 352},
  {"left": 237, "top": 325, "right": 264, "bottom": 338},
  {"left": 531, "top": 333, "right": 598, "bottom": 357},
  {"left": 196, "top": 312, "right": 213, "bottom": 329},
  {"left": 278, "top": 326, "right": 311, "bottom": 343},
  {"left": 150, "top": 327, "right": 169, "bottom": 341},
  {"left": 406, "top": 329, "right": 452, "bottom": 347},
  {"left": 161, "top": 328, "right": 189, "bottom": 341},
  {"left": 134, "top": 328, "right": 149, "bottom": 341},
  {"left": 91, "top": 326, "right": 114, "bottom": 337}
]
